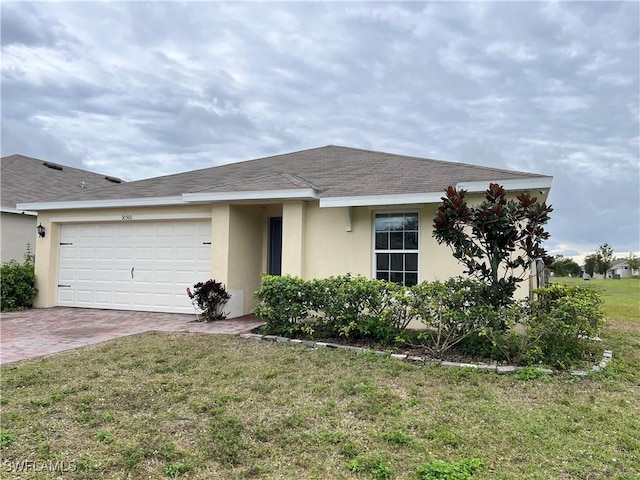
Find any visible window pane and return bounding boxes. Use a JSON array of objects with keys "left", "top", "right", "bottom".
[
  {"left": 375, "top": 214, "right": 390, "bottom": 232},
  {"left": 405, "top": 273, "right": 418, "bottom": 287},
  {"left": 390, "top": 232, "right": 403, "bottom": 249},
  {"left": 375, "top": 232, "right": 388, "bottom": 250},
  {"left": 376, "top": 271, "right": 389, "bottom": 281},
  {"left": 404, "top": 231, "right": 418, "bottom": 249},
  {"left": 376, "top": 254, "right": 389, "bottom": 270},
  {"left": 390, "top": 271, "right": 403, "bottom": 284},
  {"left": 391, "top": 216, "right": 405, "bottom": 231},
  {"left": 391, "top": 253, "right": 403, "bottom": 271},
  {"left": 406, "top": 253, "right": 418, "bottom": 272},
  {"left": 404, "top": 213, "right": 419, "bottom": 230}
]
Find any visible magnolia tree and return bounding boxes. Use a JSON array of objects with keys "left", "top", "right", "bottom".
[{"left": 433, "top": 183, "right": 553, "bottom": 311}]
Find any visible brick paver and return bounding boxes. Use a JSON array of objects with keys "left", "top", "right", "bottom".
[{"left": 0, "top": 307, "right": 263, "bottom": 365}]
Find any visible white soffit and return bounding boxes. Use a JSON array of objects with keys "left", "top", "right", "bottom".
[
  {"left": 456, "top": 177, "right": 553, "bottom": 192},
  {"left": 182, "top": 188, "right": 318, "bottom": 203},
  {"left": 1, "top": 207, "right": 37, "bottom": 215},
  {"left": 16, "top": 196, "right": 186, "bottom": 211},
  {"left": 319, "top": 192, "right": 444, "bottom": 208}
]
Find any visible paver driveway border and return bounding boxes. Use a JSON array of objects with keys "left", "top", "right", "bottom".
[{"left": 0, "top": 307, "right": 264, "bottom": 365}]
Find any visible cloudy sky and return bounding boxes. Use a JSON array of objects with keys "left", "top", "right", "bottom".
[{"left": 2, "top": 1, "right": 639, "bottom": 260}]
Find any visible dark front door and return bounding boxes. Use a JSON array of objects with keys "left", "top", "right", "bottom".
[{"left": 268, "top": 217, "right": 282, "bottom": 276}]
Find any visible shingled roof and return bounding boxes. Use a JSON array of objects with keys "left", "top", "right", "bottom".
[
  {"left": 1, "top": 154, "right": 124, "bottom": 212},
  {"left": 17, "top": 146, "right": 552, "bottom": 210}
]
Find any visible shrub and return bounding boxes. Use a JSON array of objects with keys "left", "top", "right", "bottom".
[
  {"left": 191, "top": 279, "right": 231, "bottom": 321},
  {"left": 1, "top": 246, "right": 37, "bottom": 312},
  {"left": 526, "top": 284, "right": 605, "bottom": 368},
  {"left": 411, "top": 278, "right": 494, "bottom": 357},
  {"left": 253, "top": 275, "right": 605, "bottom": 369},
  {"left": 312, "top": 275, "right": 401, "bottom": 343},
  {"left": 479, "top": 302, "right": 534, "bottom": 365},
  {"left": 253, "top": 275, "right": 312, "bottom": 336},
  {"left": 254, "top": 274, "right": 407, "bottom": 343}
]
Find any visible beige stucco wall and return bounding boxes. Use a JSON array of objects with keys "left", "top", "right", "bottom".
[
  {"left": 30, "top": 187, "right": 549, "bottom": 315},
  {"left": 225, "top": 205, "right": 265, "bottom": 316},
  {"left": 302, "top": 203, "right": 468, "bottom": 282},
  {"left": 1, "top": 212, "right": 37, "bottom": 264},
  {"left": 304, "top": 205, "right": 373, "bottom": 278},
  {"left": 282, "top": 201, "right": 306, "bottom": 277}
]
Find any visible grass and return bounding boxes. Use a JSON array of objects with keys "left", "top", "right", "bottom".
[{"left": 1, "top": 279, "right": 638, "bottom": 479}]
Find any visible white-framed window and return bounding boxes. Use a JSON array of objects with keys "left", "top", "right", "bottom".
[{"left": 374, "top": 212, "right": 419, "bottom": 286}]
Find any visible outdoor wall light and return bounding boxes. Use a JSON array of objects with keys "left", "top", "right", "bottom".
[{"left": 37, "top": 223, "right": 46, "bottom": 238}]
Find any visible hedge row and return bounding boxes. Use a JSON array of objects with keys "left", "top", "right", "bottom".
[{"left": 253, "top": 274, "right": 605, "bottom": 368}]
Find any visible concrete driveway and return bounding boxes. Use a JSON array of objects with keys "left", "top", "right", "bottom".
[{"left": 0, "top": 307, "right": 263, "bottom": 365}]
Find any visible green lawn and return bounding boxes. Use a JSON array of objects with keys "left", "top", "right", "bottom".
[{"left": 1, "top": 279, "right": 638, "bottom": 479}]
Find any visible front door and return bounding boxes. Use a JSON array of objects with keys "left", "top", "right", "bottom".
[{"left": 268, "top": 217, "right": 282, "bottom": 276}]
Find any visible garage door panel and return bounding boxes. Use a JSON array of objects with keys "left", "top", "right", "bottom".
[
  {"left": 136, "top": 247, "right": 154, "bottom": 260},
  {"left": 155, "top": 247, "right": 173, "bottom": 260},
  {"left": 58, "top": 268, "right": 76, "bottom": 282},
  {"left": 96, "top": 247, "right": 115, "bottom": 260},
  {"left": 116, "top": 247, "right": 134, "bottom": 258},
  {"left": 58, "top": 220, "right": 211, "bottom": 314},
  {"left": 76, "top": 289, "right": 94, "bottom": 303},
  {"left": 94, "top": 291, "right": 113, "bottom": 304},
  {"left": 77, "top": 268, "right": 94, "bottom": 281},
  {"left": 95, "top": 269, "right": 113, "bottom": 281},
  {"left": 153, "top": 270, "right": 174, "bottom": 284},
  {"left": 58, "top": 289, "right": 74, "bottom": 303}
]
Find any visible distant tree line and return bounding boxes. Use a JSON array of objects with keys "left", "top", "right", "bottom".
[{"left": 551, "top": 256, "right": 581, "bottom": 277}]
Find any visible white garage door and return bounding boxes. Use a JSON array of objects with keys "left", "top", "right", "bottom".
[{"left": 58, "top": 220, "right": 211, "bottom": 313}]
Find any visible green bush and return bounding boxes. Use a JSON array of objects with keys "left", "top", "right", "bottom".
[
  {"left": 312, "top": 275, "right": 401, "bottom": 343},
  {"left": 527, "top": 284, "right": 605, "bottom": 368},
  {"left": 1, "top": 246, "right": 37, "bottom": 312},
  {"left": 254, "top": 274, "right": 405, "bottom": 343},
  {"left": 253, "top": 275, "right": 606, "bottom": 369},
  {"left": 410, "top": 278, "right": 494, "bottom": 357},
  {"left": 253, "top": 275, "right": 312, "bottom": 336}
]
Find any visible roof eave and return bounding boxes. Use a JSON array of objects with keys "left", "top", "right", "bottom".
[
  {"left": 456, "top": 177, "right": 553, "bottom": 192},
  {"left": 320, "top": 192, "right": 445, "bottom": 208},
  {"left": 1, "top": 207, "right": 38, "bottom": 215},
  {"left": 16, "top": 196, "right": 186, "bottom": 211},
  {"left": 182, "top": 188, "right": 319, "bottom": 203},
  {"left": 16, "top": 189, "right": 320, "bottom": 211}
]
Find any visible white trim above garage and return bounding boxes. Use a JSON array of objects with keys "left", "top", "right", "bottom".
[{"left": 49, "top": 212, "right": 212, "bottom": 223}]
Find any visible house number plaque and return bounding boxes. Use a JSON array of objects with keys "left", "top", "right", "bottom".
[{"left": 121, "top": 214, "right": 133, "bottom": 221}]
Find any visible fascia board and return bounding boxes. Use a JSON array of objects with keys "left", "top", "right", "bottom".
[
  {"left": 16, "top": 196, "right": 186, "bottom": 211},
  {"left": 1, "top": 207, "right": 37, "bottom": 215},
  {"left": 319, "top": 192, "right": 444, "bottom": 208},
  {"left": 182, "top": 188, "right": 318, "bottom": 203},
  {"left": 456, "top": 177, "right": 553, "bottom": 192}
]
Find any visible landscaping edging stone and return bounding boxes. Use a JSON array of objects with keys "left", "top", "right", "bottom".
[{"left": 238, "top": 333, "right": 612, "bottom": 377}]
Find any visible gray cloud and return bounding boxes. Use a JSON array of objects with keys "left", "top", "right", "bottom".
[{"left": 2, "top": 1, "right": 638, "bottom": 257}]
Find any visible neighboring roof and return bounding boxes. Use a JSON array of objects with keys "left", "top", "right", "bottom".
[
  {"left": 17, "top": 145, "right": 553, "bottom": 211},
  {"left": 610, "top": 259, "right": 631, "bottom": 268},
  {"left": 1, "top": 154, "right": 124, "bottom": 213}
]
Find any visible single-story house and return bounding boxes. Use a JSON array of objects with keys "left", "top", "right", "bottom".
[
  {"left": 1, "top": 154, "right": 123, "bottom": 264},
  {"left": 18, "top": 145, "right": 553, "bottom": 318},
  {"left": 607, "top": 259, "right": 638, "bottom": 278}
]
